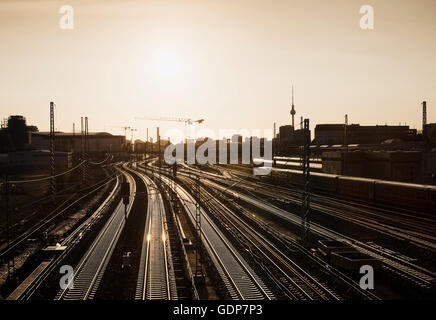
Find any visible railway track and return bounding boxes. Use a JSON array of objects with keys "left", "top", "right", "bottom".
[
  {"left": 221, "top": 166, "right": 436, "bottom": 248},
  {"left": 55, "top": 166, "right": 136, "bottom": 300},
  {"left": 201, "top": 177, "right": 435, "bottom": 289},
  {"left": 188, "top": 177, "right": 341, "bottom": 300},
  {"left": 132, "top": 169, "right": 177, "bottom": 300},
  {"left": 7, "top": 170, "right": 122, "bottom": 300},
  {"left": 174, "top": 164, "right": 435, "bottom": 291},
  {"left": 0, "top": 171, "right": 118, "bottom": 261},
  {"left": 144, "top": 168, "right": 275, "bottom": 300}
]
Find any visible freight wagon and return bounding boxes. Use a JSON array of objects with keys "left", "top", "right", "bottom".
[{"left": 270, "top": 168, "right": 436, "bottom": 212}]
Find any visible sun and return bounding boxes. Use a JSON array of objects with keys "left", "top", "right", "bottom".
[
  {"left": 151, "top": 50, "right": 183, "bottom": 79},
  {"left": 140, "top": 48, "right": 190, "bottom": 91}
]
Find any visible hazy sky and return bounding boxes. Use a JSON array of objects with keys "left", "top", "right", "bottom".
[{"left": 1, "top": 0, "right": 435, "bottom": 141}]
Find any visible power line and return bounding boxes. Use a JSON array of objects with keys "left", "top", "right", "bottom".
[{"left": 4, "top": 161, "right": 86, "bottom": 185}]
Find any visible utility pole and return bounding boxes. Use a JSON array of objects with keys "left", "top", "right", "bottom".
[
  {"left": 301, "top": 119, "right": 311, "bottom": 246},
  {"left": 4, "top": 175, "right": 15, "bottom": 281},
  {"left": 85, "top": 117, "right": 89, "bottom": 184},
  {"left": 81, "top": 117, "right": 85, "bottom": 185},
  {"left": 273, "top": 123, "right": 277, "bottom": 166},
  {"left": 50, "top": 102, "right": 56, "bottom": 201},
  {"left": 145, "top": 128, "right": 149, "bottom": 161},
  {"left": 85, "top": 117, "right": 89, "bottom": 155},
  {"left": 157, "top": 127, "right": 161, "bottom": 168},
  {"left": 344, "top": 114, "right": 348, "bottom": 152},
  {"left": 344, "top": 114, "right": 348, "bottom": 175}
]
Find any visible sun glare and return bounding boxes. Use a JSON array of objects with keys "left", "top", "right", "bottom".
[{"left": 151, "top": 50, "right": 183, "bottom": 79}]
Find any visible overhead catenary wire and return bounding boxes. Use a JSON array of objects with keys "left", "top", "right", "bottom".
[
  {"left": 89, "top": 154, "right": 113, "bottom": 166},
  {"left": 140, "top": 162, "right": 251, "bottom": 206},
  {"left": 0, "top": 171, "right": 121, "bottom": 238},
  {"left": 13, "top": 170, "right": 122, "bottom": 210},
  {"left": 3, "top": 161, "right": 86, "bottom": 185}
]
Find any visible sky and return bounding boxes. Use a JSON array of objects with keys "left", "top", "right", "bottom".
[{"left": 0, "top": 0, "right": 435, "bottom": 141}]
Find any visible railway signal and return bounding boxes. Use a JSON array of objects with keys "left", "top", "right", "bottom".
[{"left": 121, "top": 179, "right": 130, "bottom": 220}]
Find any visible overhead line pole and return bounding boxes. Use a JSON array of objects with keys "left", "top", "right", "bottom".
[
  {"left": 194, "top": 174, "right": 204, "bottom": 279},
  {"left": 81, "top": 117, "right": 85, "bottom": 185},
  {"left": 86, "top": 117, "right": 89, "bottom": 184},
  {"left": 145, "top": 128, "right": 149, "bottom": 162},
  {"left": 301, "top": 119, "right": 311, "bottom": 246},
  {"left": 4, "top": 174, "right": 15, "bottom": 281},
  {"left": 157, "top": 127, "right": 161, "bottom": 168},
  {"left": 50, "top": 102, "right": 56, "bottom": 201}
]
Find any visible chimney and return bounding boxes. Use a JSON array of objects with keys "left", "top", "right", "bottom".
[{"left": 422, "top": 101, "right": 427, "bottom": 133}]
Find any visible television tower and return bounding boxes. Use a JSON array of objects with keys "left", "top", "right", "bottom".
[{"left": 290, "top": 85, "right": 296, "bottom": 130}]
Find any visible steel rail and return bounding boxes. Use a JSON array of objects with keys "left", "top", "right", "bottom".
[
  {"left": 173, "top": 164, "right": 434, "bottom": 289},
  {"left": 0, "top": 173, "right": 119, "bottom": 260},
  {"left": 151, "top": 171, "right": 275, "bottom": 300},
  {"left": 131, "top": 168, "right": 175, "bottom": 300},
  {"left": 198, "top": 183, "right": 340, "bottom": 300},
  {"left": 55, "top": 166, "right": 136, "bottom": 300},
  {"left": 200, "top": 177, "right": 435, "bottom": 288},
  {"left": 9, "top": 171, "right": 121, "bottom": 300}
]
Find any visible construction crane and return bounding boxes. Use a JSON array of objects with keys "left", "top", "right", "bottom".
[
  {"left": 135, "top": 116, "right": 205, "bottom": 141},
  {"left": 105, "top": 125, "right": 131, "bottom": 140},
  {"left": 135, "top": 116, "right": 204, "bottom": 126}
]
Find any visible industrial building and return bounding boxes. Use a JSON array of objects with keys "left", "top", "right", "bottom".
[
  {"left": 321, "top": 151, "right": 424, "bottom": 183},
  {"left": 314, "top": 124, "right": 417, "bottom": 145},
  {"left": 0, "top": 150, "right": 72, "bottom": 174},
  {"left": 278, "top": 125, "right": 306, "bottom": 145},
  {"left": 0, "top": 115, "right": 38, "bottom": 152},
  {"left": 31, "top": 132, "right": 126, "bottom": 153}
]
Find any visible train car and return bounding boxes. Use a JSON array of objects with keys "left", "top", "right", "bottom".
[
  {"left": 310, "top": 172, "right": 338, "bottom": 193},
  {"left": 330, "top": 251, "right": 383, "bottom": 271},
  {"left": 431, "top": 187, "right": 436, "bottom": 212},
  {"left": 317, "top": 240, "right": 382, "bottom": 271},
  {"left": 272, "top": 168, "right": 304, "bottom": 185},
  {"left": 374, "top": 180, "right": 435, "bottom": 212},
  {"left": 271, "top": 167, "right": 435, "bottom": 212},
  {"left": 337, "top": 176, "right": 375, "bottom": 201},
  {"left": 317, "top": 240, "right": 355, "bottom": 259}
]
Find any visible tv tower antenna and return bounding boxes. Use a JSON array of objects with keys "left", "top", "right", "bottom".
[{"left": 290, "top": 85, "right": 296, "bottom": 130}]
